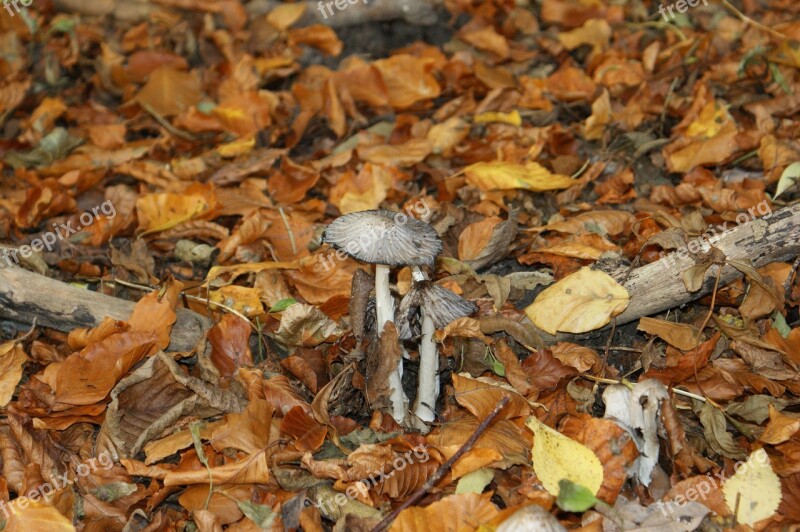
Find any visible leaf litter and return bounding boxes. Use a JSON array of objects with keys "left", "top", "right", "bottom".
[{"left": 0, "top": 0, "right": 799, "bottom": 531}]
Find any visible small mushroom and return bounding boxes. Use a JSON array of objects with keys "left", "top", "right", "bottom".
[
  {"left": 323, "top": 209, "right": 442, "bottom": 422},
  {"left": 397, "top": 273, "right": 476, "bottom": 422}
]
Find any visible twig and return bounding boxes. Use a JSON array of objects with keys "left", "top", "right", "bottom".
[
  {"left": 370, "top": 396, "right": 510, "bottom": 532},
  {"left": 784, "top": 255, "right": 800, "bottom": 300},
  {"left": 278, "top": 207, "right": 297, "bottom": 256},
  {"left": 111, "top": 278, "right": 259, "bottom": 332},
  {"left": 580, "top": 374, "right": 708, "bottom": 402},
  {"left": 139, "top": 101, "right": 200, "bottom": 142},
  {"left": 719, "top": 0, "right": 786, "bottom": 40},
  {"left": 692, "top": 265, "right": 722, "bottom": 409}
]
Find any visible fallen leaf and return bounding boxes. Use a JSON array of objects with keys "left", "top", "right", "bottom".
[
  {"left": 723, "top": 449, "right": 782, "bottom": 526},
  {"left": 525, "top": 416, "right": 604, "bottom": 497},
  {"left": 525, "top": 267, "right": 629, "bottom": 335}
]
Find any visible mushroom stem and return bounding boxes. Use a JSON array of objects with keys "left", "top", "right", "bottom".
[
  {"left": 413, "top": 306, "right": 438, "bottom": 422},
  {"left": 375, "top": 263, "right": 407, "bottom": 422}
]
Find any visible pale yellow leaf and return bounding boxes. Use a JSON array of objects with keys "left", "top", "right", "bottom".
[
  {"left": 722, "top": 449, "right": 781, "bottom": 526},
  {"left": 525, "top": 416, "right": 604, "bottom": 497},
  {"left": 525, "top": 267, "right": 629, "bottom": 335}
]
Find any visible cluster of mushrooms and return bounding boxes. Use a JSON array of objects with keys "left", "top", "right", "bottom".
[{"left": 323, "top": 209, "right": 476, "bottom": 424}]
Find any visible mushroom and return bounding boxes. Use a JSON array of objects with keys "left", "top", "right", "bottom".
[
  {"left": 323, "top": 209, "right": 442, "bottom": 422},
  {"left": 397, "top": 271, "right": 476, "bottom": 422}
]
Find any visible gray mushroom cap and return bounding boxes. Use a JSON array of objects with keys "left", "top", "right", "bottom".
[
  {"left": 322, "top": 209, "right": 442, "bottom": 267},
  {"left": 396, "top": 281, "right": 477, "bottom": 340}
]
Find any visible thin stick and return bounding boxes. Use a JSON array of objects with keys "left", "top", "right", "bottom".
[
  {"left": 784, "top": 255, "right": 800, "bottom": 300},
  {"left": 370, "top": 396, "right": 511, "bottom": 532},
  {"left": 692, "top": 265, "right": 722, "bottom": 409},
  {"left": 719, "top": 0, "right": 786, "bottom": 40},
  {"left": 278, "top": 207, "right": 297, "bottom": 256},
  {"left": 580, "top": 374, "right": 708, "bottom": 402}
]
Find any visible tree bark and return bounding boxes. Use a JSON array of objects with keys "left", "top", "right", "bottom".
[{"left": 0, "top": 266, "right": 210, "bottom": 351}]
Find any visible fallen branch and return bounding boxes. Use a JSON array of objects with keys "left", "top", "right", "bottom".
[
  {"left": 540, "top": 202, "right": 800, "bottom": 342},
  {"left": 0, "top": 266, "right": 210, "bottom": 351}
]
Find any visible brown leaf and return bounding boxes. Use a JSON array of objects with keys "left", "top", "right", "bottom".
[
  {"left": 760, "top": 404, "right": 800, "bottom": 445},
  {"left": 128, "top": 277, "right": 183, "bottom": 353},
  {"left": 637, "top": 317, "right": 699, "bottom": 351},
  {"left": 373, "top": 55, "right": 441, "bottom": 109},
  {"left": 0, "top": 340, "right": 28, "bottom": 407},
  {"left": 136, "top": 66, "right": 202, "bottom": 117},
  {"left": 67, "top": 318, "right": 129, "bottom": 352},
  {"left": 49, "top": 331, "right": 157, "bottom": 408},
  {"left": 101, "top": 352, "right": 244, "bottom": 457},
  {"left": 281, "top": 406, "right": 328, "bottom": 452},
  {"left": 434, "top": 418, "right": 529, "bottom": 469},
  {"left": 207, "top": 314, "right": 253, "bottom": 377},
  {"left": 451, "top": 373, "right": 530, "bottom": 420},
  {"left": 391, "top": 493, "right": 499, "bottom": 532},
  {"left": 549, "top": 342, "right": 601, "bottom": 373},
  {"left": 642, "top": 333, "right": 719, "bottom": 386},
  {"left": 493, "top": 341, "right": 536, "bottom": 397}
]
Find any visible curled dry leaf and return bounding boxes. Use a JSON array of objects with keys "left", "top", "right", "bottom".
[
  {"left": 0, "top": 340, "right": 28, "bottom": 407},
  {"left": 272, "top": 303, "right": 343, "bottom": 347},
  {"left": 281, "top": 405, "right": 328, "bottom": 452},
  {"left": 637, "top": 317, "right": 699, "bottom": 351},
  {"left": 101, "top": 352, "right": 245, "bottom": 458},
  {"left": 452, "top": 373, "right": 531, "bottom": 420},
  {"left": 525, "top": 267, "right": 629, "bottom": 335}
]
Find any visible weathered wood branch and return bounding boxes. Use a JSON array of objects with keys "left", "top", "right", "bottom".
[
  {"left": 538, "top": 202, "right": 800, "bottom": 343},
  {"left": 0, "top": 266, "right": 210, "bottom": 351}
]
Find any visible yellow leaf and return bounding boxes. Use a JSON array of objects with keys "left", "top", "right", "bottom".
[
  {"left": 4, "top": 498, "right": 75, "bottom": 532},
  {"left": 463, "top": 161, "right": 576, "bottom": 192},
  {"left": 210, "top": 285, "right": 264, "bottom": 317},
  {"left": 216, "top": 136, "right": 256, "bottom": 158},
  {"left": 473, "top": 110, "right": 522, "bottom": 126},
  {"left": 525, "top": 416, "right": 604, "bottom": 497},
  {"left": 685, "top": 100, "right": 731, "bottom": 139},
  {"left": 0, "top": 340, "right": 27, "bottom": 407},
  {"left": 266, "top": 3, "right": 306, "bottom": 30},
  {"left": 525, "top": 267, "right": 629, "bottom": 335},
  {"left": 722, "top": 449, "right": 781, "bottom": 526},
  {"left": 136, "top": 184, "right": 219, "bottom": 235}
]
